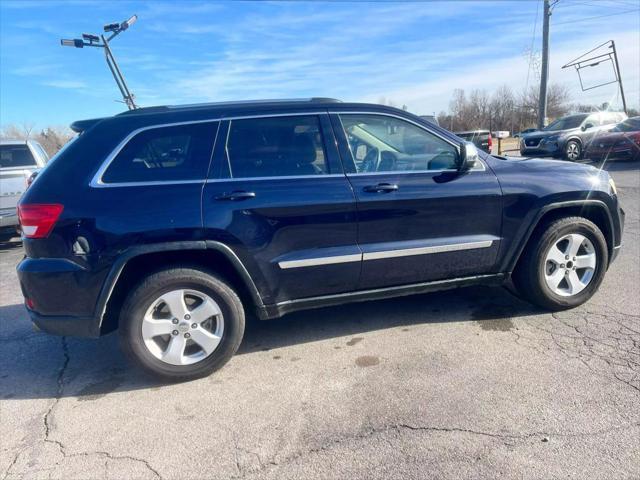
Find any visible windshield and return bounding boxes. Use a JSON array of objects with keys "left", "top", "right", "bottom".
[
  {"left": 613, "top": 118, "right": 640, "bottom": 132},
  {"left": 0, "top": 144, "right": 36, "bottom": 168},
  {"left": 543, "top": 115, "right": 588, "bottom": 131}
]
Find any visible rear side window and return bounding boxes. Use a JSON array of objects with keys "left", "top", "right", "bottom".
[
  {"left": 101, "top": 123, "right": 217, "bottom": 184},
  {"left": 0, "top": 145, "right": 36, "bottom": 168},
  {"left": 225, "top": 116, "right": 329, "bottom": 178}
]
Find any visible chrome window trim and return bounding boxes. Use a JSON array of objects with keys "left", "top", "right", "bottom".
[
  {"left": 330, "top": 111, "right": 486, "bottom": 173},
  {"left": 89, "top": 112, "right": 328, "bottom": 188},
  {"left": 278, "top": 239, "right": 494, "bottom": 269},
  {"left": 206, "top": 174, "right": 346, "bottom": 183}
]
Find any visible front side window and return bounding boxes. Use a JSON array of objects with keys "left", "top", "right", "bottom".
[
  {"left": 226, "top": 116, "right": 328, "bottom": 178},
  {"left": 339, "top": 114, "right": 458, "bottom": 173},
  {"left": 102, "top": 123, "right": 217, "bottom": 184}
]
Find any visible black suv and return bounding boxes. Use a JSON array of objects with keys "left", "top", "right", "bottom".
[
  {"left": 520, "top": 111, "right": 627, "bottom": 160},
  {"left": 18, "top": 99, "right": 624, "bottom": 380}
]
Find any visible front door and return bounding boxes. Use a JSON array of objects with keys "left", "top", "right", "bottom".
[
  {"left": 331, "top": 112, "right": 503, "bottom": 290},
  {"left": 202, "top": 113, "right": 359, "bottom": 305}
]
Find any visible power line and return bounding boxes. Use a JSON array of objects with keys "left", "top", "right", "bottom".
[{"left": 553, "top": 8, "right": 640, "bottom": 25}]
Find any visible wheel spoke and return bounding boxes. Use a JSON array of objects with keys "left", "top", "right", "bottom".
[
  {"left": 567, "top": 270, "right": 586, "bottom": 295},
  {"left": 190, "top": 298, "right": 221, "bottom": 324},
  {"left": 163, "top": 335, "right": 187, "bottom": 364},
  {"left": 190, "top": 328, "right": 222, "bottom": 355},
  {"left": 159, "top": 290, "right": 188, "bottom": 320},
  {"left": 545, "top": 269, "right": 565, "bottom": 289},
  {"left": 566, "top": 234, "right": 585, "bottom": 258},
  {"left": 574, "top": 253, "right": 596, "bottom": 269},
  {"left": 142, "top": 318, "right": 174, "bottom": 339},
  {"left": 546, "top": 245, "right": 566, "bottom": 264}
]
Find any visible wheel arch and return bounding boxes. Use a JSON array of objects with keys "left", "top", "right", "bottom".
[
  {"left": 98, "top": 241, "right": 263, "bottom": 334},
  {"left": 507, "top": 200, "right": 615, "bottom": 275}
]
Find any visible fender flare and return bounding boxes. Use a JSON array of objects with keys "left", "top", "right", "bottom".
[
  {"left": 94, "top": 240, "right": 264, "bottom": 331},
  {"left": 503, "top": 199, "right": 615, "bottom": 273}
]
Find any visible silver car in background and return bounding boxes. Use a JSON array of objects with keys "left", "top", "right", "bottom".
[{"left": 0, "top": 140, "right": 49, "bottom": 239}]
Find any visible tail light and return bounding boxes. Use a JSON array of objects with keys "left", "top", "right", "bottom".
[
  {"left": 17, "top": 204, "right": 64, "bottom": 239},
  {"left": 487, "top": 134, "right": 493, "bottom": 151}
]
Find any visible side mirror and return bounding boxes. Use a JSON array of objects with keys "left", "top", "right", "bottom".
[
  {"left": 458, "top": 141, "right": 479, "bottom": 171},
  {"left": 582, "top": 123, "right": 594, "bottom": 131}
]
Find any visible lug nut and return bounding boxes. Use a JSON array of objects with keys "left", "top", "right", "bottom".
[
  {"left": 172, "top": 318, "right": 178, "bottom": 324},
  {"left": 565, "top": 255, "right": 570, "bottom": 260},
  {"left": 184, "top": 332, "right": 191, "bottom": 338},
  {"left": 184, "top": 314, "right": 191, "bottom": 320},
  {"left": 560, "top": 263, "right": 565, "bottom": 268},
  {"left": 172, "top": 330, "right": 179, "bottom": 336},
  {"left": 191, "top": 323, "right": 197, "bottom": 329},
  {"left": 573, "top": 257, "right": 577, "bottom": 261}
]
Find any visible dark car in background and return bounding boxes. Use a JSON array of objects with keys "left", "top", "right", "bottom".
[
  {"left": 584, "top": 117, "right": 640, "bottom": 161},
  {"left": 520, "top": 111, "right": 627, "bottom": 161},
  {"left": 17, "top": 98, "right": 624, "bottom": 380},
  {"left": 514, "top": 128, "right": 537, "bottom": 138},
  {"left": 455, "top": 129, "right": 492, "bottom": 153}
]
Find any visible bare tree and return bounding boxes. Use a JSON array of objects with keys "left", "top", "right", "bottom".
[{"left": 1, "top": 124, "right": 74, "bottom": 157}]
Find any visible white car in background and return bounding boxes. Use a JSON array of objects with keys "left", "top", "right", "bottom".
[{"left": 0, "top": 140, "right": 49, "bottom": 240}]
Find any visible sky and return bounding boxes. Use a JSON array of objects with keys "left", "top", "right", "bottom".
[{"left": 1, "top": 0, "right": 639, "bottom": 128}]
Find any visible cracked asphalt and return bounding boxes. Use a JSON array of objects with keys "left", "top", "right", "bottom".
[{"left": 1, "top": 161, "right": 638, "bottom": 480}]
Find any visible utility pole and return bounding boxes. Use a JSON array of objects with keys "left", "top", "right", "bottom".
[
  {"left": 611, "top": 40, "right": 627, "bottom": 114},
  {"left": 537, "top": 0, "right": 551, "bottom": 129}
]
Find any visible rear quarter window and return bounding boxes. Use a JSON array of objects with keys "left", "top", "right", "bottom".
[
  {"left": 0, "top": 145, "right": 36, "bottom": 168},
  {"left": 101, "top": 122, "right": 218, "bottom": 184}
]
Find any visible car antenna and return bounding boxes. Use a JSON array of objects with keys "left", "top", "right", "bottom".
[{"left": 60, "top": 15, "right": 138, "bottom": 110}]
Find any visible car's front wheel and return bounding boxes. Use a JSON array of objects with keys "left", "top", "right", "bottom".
[
  {"left": 513, "top": 217, "right": 608, "bottom": 310},
  {"left": 564, "top": 140, "right": 582, "bottom": 161},
  {"left": 119, "top": 267, "right": 245, "bottom": 381}
]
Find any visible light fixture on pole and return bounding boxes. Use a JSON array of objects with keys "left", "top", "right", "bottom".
[{"left": 60, "top": 15, "right": 139, "bottom": 110}]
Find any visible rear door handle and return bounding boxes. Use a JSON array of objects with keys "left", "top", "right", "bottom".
[
  {"left": 363, "top": 183, "right": 399, "bottom": 193},
  {"left": 215, "top": 191, "right": 256, "bottom": 201}
]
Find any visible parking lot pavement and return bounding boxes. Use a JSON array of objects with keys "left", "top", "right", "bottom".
[{"left": 1, "top": 161, "right": 638, "bottom": 480}]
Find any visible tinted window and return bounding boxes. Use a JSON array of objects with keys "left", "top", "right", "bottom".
[
  {"left": 102, "top": 123, "right": 217, "bottom": 183},
  {"left": 226, "top": 116, "right": 328, "bottom": 178},
  {"left": 0, "top": 144, "right": 37, "bottom": 168},
  {"left": 614, "top": 118, "right": 640, "bottom": 132},
  {"left": 339, "top": 114, "right": 458, "bottom": 173},
  {"left": 544, "top": 115, "right": 588, "bottom": 131}
]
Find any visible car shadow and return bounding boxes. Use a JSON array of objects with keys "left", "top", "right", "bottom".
[{"left": 0, "top": 284, "right": 543, "bottom": 400}]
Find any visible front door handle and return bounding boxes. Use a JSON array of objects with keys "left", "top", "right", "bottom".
[
  {"left": 215, "top": 191, "right": 256, "bottom": 201},
  {"left": 363, "top": 183, "right": 399, "bottom": 193}
]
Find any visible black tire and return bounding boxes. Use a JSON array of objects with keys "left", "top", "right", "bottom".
[
  {"left": 118, "top": 267, "right": 245, "bottom": 381},
  {"left": 564, "top": 140, "right": 582, "bottom": 161},
  {"left": 513, "top": 217, "right": 608, "bottom": 310}
]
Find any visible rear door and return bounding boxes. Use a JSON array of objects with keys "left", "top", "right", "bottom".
[
  {"left": 202, "top": 113, "right": 359, "bottom": 305},
  {"left": 331, "top": 112, "right": 503, "bottom": 290}
]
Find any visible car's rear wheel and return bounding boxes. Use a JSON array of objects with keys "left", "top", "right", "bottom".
[
  {"left": 513, "top": 217, "right": 608, "bottom": 310},
  {"left": 119, "top": 267, "right": 245, "bottom": 381},
  {"left": 564, "top": 140, "right": 582, "bottom": 161}
]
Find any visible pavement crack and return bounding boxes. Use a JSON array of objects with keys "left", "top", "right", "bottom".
[{"left": 33, "top": 337, "right": 162, "bottom": 479}]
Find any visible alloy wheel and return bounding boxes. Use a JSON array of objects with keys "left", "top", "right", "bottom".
[
  {"left": 141, "top": 289, "right": 224, "bottom": 366},
  {"left": 544, "top": 233, "right": 597, "bottom": 297},
  {"left": 566, "top": 142, "right": 580, "bottom": 161}
]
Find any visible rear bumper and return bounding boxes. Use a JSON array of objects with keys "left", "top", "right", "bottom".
[
  {"left": 17, "top": 257, "right": 106, "bottom": 338},
  {"left": 0, "top": 207, "right": 18, "bottom": 228},
  {"left": 29, "top": 310, "right": 100, "bottom": 337}
]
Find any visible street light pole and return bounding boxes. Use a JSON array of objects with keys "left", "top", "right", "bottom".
[{"left": 60, "top": 15, "right": 138, "bottom": 110}]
